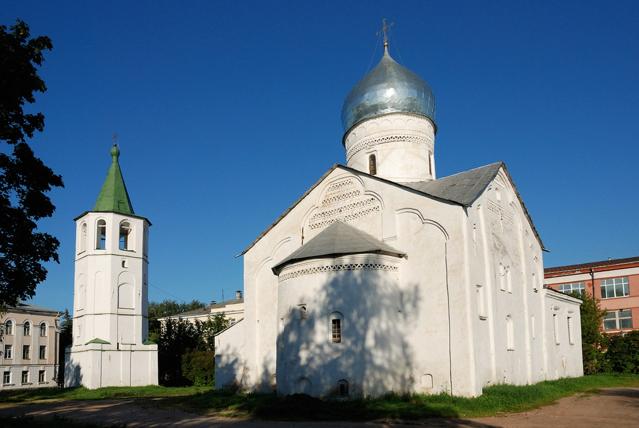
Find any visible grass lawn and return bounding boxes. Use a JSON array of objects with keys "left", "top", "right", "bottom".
[{"left": 1, "top": 374, "right": 638, "bottom": 421}]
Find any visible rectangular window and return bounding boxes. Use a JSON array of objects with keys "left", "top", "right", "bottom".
[
  {"left": 604, "top": 309, "right": 633, "bottom": 330},
  {"left": 38, "top": 370, "right": 45, "bottom": 383},
  {"left": 21, "top": 370, "right": 29, "bottom": 384},
  {"left": 39, "top": 345, "right": 46, "bottom": 359},
  {"left": 3, "top": 371, "right": 10, "bottom": 385},
  {"left": 22, "top": 345, "right": 30, "bottom": 360},
  {"left": 601, "top": 277, "right": 629, "bottom": 299},
  {"left": 567, "top": 317, "right": 574, "bottom": 345},
  {"left": 331, "top": 319, "right": 341, "bottom": 343},
  {"left": 4, "top": 344, "right": 12, "bottom": 359},
  {"left": 558, "top": 282, "right": 585, "bottom": 296}
]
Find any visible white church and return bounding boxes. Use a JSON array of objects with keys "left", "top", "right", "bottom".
[
  {"left": 215, "top": 39, "right": 584, "bottom": 397},
  {"left": 65, "top": 145, "right": 158, "bottom": 389}
]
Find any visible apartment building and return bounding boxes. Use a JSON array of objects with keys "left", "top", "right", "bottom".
[
  {"left": 158, "top": 291, "right": 244, "bottom": 326},
  {"left": 545, "top": 256, "right": 639, "bottom": 332},
  {"left": 1, "top": 303, "right": 60, "bottom": 389}
]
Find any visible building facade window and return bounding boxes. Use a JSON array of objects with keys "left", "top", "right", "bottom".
[
  {"left": 330, "top": 312, "right": 343, "bottom": 343},
  {"left": 21, "top": 370, "right": 29, "bottom": 384},
  {"left": 40, "top": 322, "right": 47, "bottom": 337},
  {"left": 368, "top": 154, "right": 377, "bottom": 175},
  {"left": 39, "top": 345, "right": 46, "bottom": 360},
  {"left": 4, "top": 320, "right": 12, "bottom": 335},
  {"left": 600, "top": 277, "right": 629, "bottom": 299},
  {"left": 603, "top": 309, "right": 633, "bottom": 330},
  {"left": 476, "top": 284, "right": 487, "bottom": 320},
  {"left": 23, "top": 345, "right": 30, "bottom": 360},
  {"left": 337, "top": 379, "right": 349, "bottom": 396},
  {"left": 119, "top": 221, "right": 131, "bottom": 250},
  {"left": 38, "top": 370, "right": 46, "bottom": 383},
  {"left": 23, "top": 321, "right": 30, "bottom": 336},
  {"left": 96, "top": 219, "right": 107, "bottom": 250},
  {"left": 4, "top": 344, "right": 12, "bottom": 359},
  {"left": 559, "top": 282, "right": 585, "bottom": 296},
  {"left": 3, "top": 371, "right": 10, "bottom": 385}
]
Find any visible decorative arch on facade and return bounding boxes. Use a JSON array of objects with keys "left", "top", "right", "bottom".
[
  {"left": 395, "top": 208, "right": 450, "bottom": 240},
  {"left": 79, "top": 222, "right": 87, "bottom": 253},
  {"left": 117, "top": 271, "right": 136, "bottom": 310},
  {"left": 303, "top": 174, "right": 384, "bottom": 241},
  {"left": 77, "top": 273, "right": 86, "bottom": 311}
]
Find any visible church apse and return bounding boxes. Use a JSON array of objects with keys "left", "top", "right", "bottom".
[{"left": 276, "top": 253, "right": 421, "bottom": 397}]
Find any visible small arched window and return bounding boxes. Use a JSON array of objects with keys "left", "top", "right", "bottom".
[
  {"left": 4, "top": 320, "right": 13, "bottom": 335},
  {"left": 119, "top": 221, "right": 131, "bottom": 251},
  {"left": 40, "top": 322, "right": 47, "bottom": 337},
  {"left": 96, "top": 220, "right": 107, "bottom": 250},
  {"left": 337, "top": 379, "right": 349, "bottom": 396},
  {"left": 368, "top": 154, "right": 377, "bottom": 176},
  {"left": 24, "top": 321, "right": 31, "bottom": 336},
  {"left": 330, "top": 312, "right": 343, "bottom": 343},
  {"left": 79, "top": 223, "right": 87, "bottom": 253}
]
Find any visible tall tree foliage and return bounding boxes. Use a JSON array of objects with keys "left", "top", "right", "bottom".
[
  {"left": 0, "top": 20, "right": 63, "bottom": 308},
  {"left": 577, "top": 292, "right": 607, "bottom": 374},
  {"left": 147, "top": 299, "right": 205, "bottom": 342},
  {"left": 158, "top": 314, "right": 229, "bottom": 386}
]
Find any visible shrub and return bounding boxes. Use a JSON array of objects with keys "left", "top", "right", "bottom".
[
  {"left": 181, "top": 350, "right": 216, "bottom": 386},
  {"left": 605, "top": 331, "right": 639, "bottom": 374}
]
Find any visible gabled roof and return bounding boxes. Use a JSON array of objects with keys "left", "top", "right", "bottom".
[
  {"left": 399, "top": 162, "right": 503, "bottom": 206},
  {"left": 4, "top": 303, "right": 60, "bottom": 316},
  {"left": 272, "top": 222, "right": 405, "bottom": 275},
  {"left": 241, "top": 161, "right": 546, "bottom": 255},
  {"left": 94, "top": 145, "right": 134, "bottom": 215}
]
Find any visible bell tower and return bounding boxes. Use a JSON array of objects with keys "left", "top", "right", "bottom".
[{"left": 65, "top": 144, "right": 158, "bottom": 389}]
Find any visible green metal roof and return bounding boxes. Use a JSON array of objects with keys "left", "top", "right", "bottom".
[{"left": 93, "top": 145, "right": 134, "bottom": 215}]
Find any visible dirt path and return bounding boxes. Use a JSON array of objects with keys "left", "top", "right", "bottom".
[{"left": 0, "top": 387, "right": 637, "bottom": 427}]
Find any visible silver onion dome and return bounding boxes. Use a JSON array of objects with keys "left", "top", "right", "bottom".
[{"left": 341, "top": 49, "right": 436, "bottom": 133}]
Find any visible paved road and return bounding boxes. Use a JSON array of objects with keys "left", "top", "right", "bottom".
[{"left": 0, "top": 388, "right": 637, "bottom": 427}]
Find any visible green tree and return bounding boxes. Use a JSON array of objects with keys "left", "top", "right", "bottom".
[
  {"left": 0, "top": 20, "right": 63, "bottom": 308},
  {"left": 576, "top": 292, "right": 607, "bottom": 374},
  {"left": 147, "top": 299, "right": 205, "bottom": 342}
]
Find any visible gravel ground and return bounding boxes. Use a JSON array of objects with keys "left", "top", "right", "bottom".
[{"left": 0, "top": 387, "right": 637, "bottom": 427}]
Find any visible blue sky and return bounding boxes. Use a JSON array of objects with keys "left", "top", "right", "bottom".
[{"left": 2, "top": 1, "right": 638, "bottom": 312}]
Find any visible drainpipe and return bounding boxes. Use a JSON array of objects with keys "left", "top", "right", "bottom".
[{"left": 589, "top": 268, "right": 596, "bottom": 300}]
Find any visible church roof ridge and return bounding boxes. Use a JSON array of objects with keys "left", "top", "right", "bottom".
[
  {"left": 93, "top": 144, "right": 135, "bottom": 215},
  {"left": 272, "top": 221, "right": 405, "bottom": 275},
  {"left": 239, "top": 161, "right": 546, "bottom": 256}
]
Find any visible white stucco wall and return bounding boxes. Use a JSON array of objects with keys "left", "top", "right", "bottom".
[
  {"left": 216, "top": 164, "right": 583, "bottom": 398},
  {"left": 65, "top": 211, "right": 157, "bottom": 389}
]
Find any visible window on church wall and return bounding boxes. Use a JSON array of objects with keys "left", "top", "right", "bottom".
[
  {"left": 428, "top": 151, "right": 432, "bottom": 175},
  {"left": 330, "top": 312, "right": 343, "bottom": 343},
  {"left": 119, "top": 221, "right": 132, "bottom": 251},
  {"left": 506, "top": 315, "right": 514, "bottom": 350},
  {"left": 368, "top": 154, "right": 377, "bottom": 175},
  {"left": 96, "top": 220, "right": 107, "bottom": 250}
]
